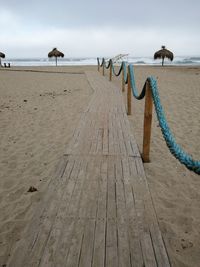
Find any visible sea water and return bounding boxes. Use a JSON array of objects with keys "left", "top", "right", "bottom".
[{"left": 2, "top": 56, "right": 200, "bottom": 67}]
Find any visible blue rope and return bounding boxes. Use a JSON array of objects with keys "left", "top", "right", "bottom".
[
  {"left": 111, "top": 61, "right": 129, "bottom": 84},
  {"left": 112, "top": 62, "right": 123, "bottom": 76},
  {"left": 128, "top": 64, "right": 146, "bottom": 99},
  {"left": 98, "top": 59, "right": 128, "bottom": 82},
  {"left": 98, "top": 59, "right": 200, "bottom": 174},
  {"left": 149, "top": 77, "right": 200, "bottom": 175},
  {"left": 128, "top": 64, "right": 200, "bottom": 175}
]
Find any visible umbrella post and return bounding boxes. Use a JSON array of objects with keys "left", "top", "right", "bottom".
[
  {"left": 162, "top": 57, "right": 164, "bottom": 66},
  {"left": 56, "top": 57, "right": 57, "bottom": 66}
]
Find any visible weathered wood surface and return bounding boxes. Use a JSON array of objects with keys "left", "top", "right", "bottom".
[
  {"left": 142, "top": 81, "right": 153, "bottom": 163},
  {"left": 8, "top": 71, "right": 171, "bottom": 267}
]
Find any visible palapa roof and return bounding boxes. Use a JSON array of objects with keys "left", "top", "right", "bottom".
[
  {"left": 0, "top": 52, "right": 5, "bottom": 58},
  {"left": 154, "top": 46, "right": 174, "bottom": 61},
  {"left": 48, "top": 48, "right": 64, "bottom": 58}
]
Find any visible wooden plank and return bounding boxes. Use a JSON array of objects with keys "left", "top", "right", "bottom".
[
  {"left": 54, "top": 157, "right": 94, "bottom": 266},
  {"left": 85, "top": 157, "right": 99, "bottom": 219},
  {"left": 29, "top": 157, "right": 80, "bottom": 266},
  {"left": 92, "top": 156, "right": 107, "bottom": 265},
  {"left": 8, "top": 71, "right": 171, "bottom": 267},
  {"left": 115, "top": 114, "right": 127, "bottom": 155},
  {"left": 65, "top": 218, "right": 85, "bottom": 266},
  {"left": 52, "top": 217, "right": 75, "bottom": 267},
  {"left": 65, "top": 112, "right": 88, "bottom": 155},
  {"left": 108, "top": 113, "right": 115, "bottom": 155},
  {"left": 127, "top": 158, "right": 156, "bottom": 267},
  {"left": 106, "top": 218, "right": 118, "bottom": 267},
  {"left": 107, "top": 157, "right": 117, "bottom": 220},
  {"left": 78, "top": 219, "right": 96, "bottom": 267},
  {"left": 102, "top": 114, "right": 109, "bottom": 155},
  {"left": 92, "top": 219, "right": 106, "bottom": 267},
  {"left": 105, "top": 157, "right": 119, "bottom": 267},
  {"left": 112, "top": 113, "right": 121, "bottom": 154},
  {"left": 127, "top": 72, "right": 132, "bottom": 115},
  {"left": 39, "top": 157, "right": 87, "bottom": 266},
  {"left": 67, "top": 158, "right": 87, "bottom": 218},
  {"left": 121, "top": 157, "right": 145, "bottom": 266},
  {"left": 115, "top": 157, "right": 132, "bottom": 267},
  {"left": 135, "top": 158, "right": 171, "bottom": 267},
  {"left": 78, "top": 157, "right": 96, "bottom": 219},
  {"left": 96, "top": 128, "right": 104, "bottom": 154},
  {"left": 129, "top": 157, "right": 172, "bottom": 266},
  {"left": 92, "top": 157, "right": 107, "bottom": 267},
  {"left": 119, "top": 114, "right": 135, "bottom": 156},
  {"left": 7, "top": 156, "right": 70, "bottom": 267}
]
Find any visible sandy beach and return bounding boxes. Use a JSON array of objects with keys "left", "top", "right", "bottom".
[{"left": 0, "top": 65, "right": 200, "bottom": 267}]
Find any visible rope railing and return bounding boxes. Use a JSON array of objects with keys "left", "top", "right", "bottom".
[{"left": 97, "top": 57, "right": 200, "bottom": 175}]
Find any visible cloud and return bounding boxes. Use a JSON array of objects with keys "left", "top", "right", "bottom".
[
  {"left": 1, "top": 0, "right": 200, "bottom": 29},
  {"left": 0, "top": 8, "right": 20, "bottom": 29},
  {"left": 2, "top": 25, "right": 200, "bottom": 57},
  {"left": 1, "top": 0, "right": 200, "bottom": 57}
]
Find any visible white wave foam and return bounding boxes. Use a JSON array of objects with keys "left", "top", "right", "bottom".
[{"left": 2, "top": 56, "right": 200, "bottom": 66}]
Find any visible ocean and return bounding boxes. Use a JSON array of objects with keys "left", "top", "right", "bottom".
[{"left": 2, "top": 56, "right": 200, "bottom": 67}]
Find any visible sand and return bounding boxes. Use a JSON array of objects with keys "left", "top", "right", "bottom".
[{"left": 0, "top": 65, "right": 200, "bottom": 267}]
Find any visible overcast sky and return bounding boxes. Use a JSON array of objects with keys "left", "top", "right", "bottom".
[{"left": 1, "top": 0, "right": 200, "bottom": 58}]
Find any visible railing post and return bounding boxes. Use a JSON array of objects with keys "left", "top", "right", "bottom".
[
  {"left": 127, "top": 68, "right": 132, "bottom": 115},
  {"left": 109, "top": 60, "right": 112, "bottom": 81},
  {"left": 142, "top": 81, "right": 153, "bottom": 162},
  {"left": 102, "top": 59, "right": 105, "bottom": 76},
  {"left": 122, "top": 67, "right": 125, "bottom": 92},
  {"left": 97, "top": 60, "right": 100, "bottom": 72}
]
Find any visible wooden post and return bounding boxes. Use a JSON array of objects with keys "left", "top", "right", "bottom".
[
  {"left": 122, "top": 69, "right": 125, "bottom": 92},
  {"left": 102, "top": 59, "right": 105, "bottom": 76},
  {"left": 142, "top": 81, "right": 153, "bottom": 162},
  {"left": 98, "top": 61, "right": 100, "bottom": 72},
  {"left": 127, "top": 69, "right": 131, "bottom": 115},
  {"left": 109, "top": 60, "right": 112, "bottom": 81}
]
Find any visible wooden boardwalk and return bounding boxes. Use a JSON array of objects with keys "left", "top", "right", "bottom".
[{"left": 8, "top": 71, "right": 171, "bottom": 267}]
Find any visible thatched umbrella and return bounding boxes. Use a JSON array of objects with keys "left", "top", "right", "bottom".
[
  {"left": 154, "top": 46, "right": 174, "bottom": 66},
  {"left": 48, "top": 48, "right": 64, "bottom": 66},
  {"left": 0, "top": 52, "right": 5, "bottom": 67}
]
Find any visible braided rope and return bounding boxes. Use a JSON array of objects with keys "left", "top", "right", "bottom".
[
  {"left": 128, "top": 64, "right": 146, "bottom": 99},
  {"left": 98, "top": 59, "right": 200, "bottom": 174},
  {"left": 148, "top": 77, "right": 200, "bottom": 175},
  {"left": 97, "top": 57, "right": 105, "bottom": 67},
  {"left": 98, "top": 58, "right": 128, "bottom": 82},
  {"left": 105, "top": 59, "right": 111, "bottom": 69},
  {"left": 128, "top": 64, "right": 200, "bottom": 175},
  {"left": 111, "top": 63, "right": 123, "bottom": 76}
]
